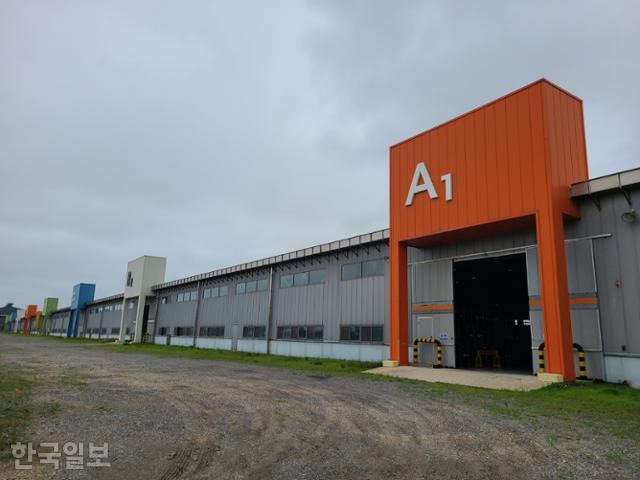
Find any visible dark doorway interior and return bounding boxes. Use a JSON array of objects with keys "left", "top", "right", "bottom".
[
  {"left": 142, "top": 305, "right": 150, "bottom": 336},
  {"left": 453, "top": 253, "right": 532, "bottom": 372}
]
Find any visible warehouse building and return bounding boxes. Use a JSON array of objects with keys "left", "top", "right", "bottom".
[{"left": 29, "top": 80, "right": 639, "bottom": 386}]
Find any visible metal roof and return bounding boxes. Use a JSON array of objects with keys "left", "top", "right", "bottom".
[
  {"left": 51, "top": 306, "right": 71, "bottom": 315},
  {"left": 86, "top": 293, "right": 124, "bottom": 306},
  {"left": 571, "top": 167, "right": 640, "bottom": 197},
  {"left": 152, "top": 228, "right": 390, "bottom": 290}
]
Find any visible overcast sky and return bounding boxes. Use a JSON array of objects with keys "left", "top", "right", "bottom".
[{"left": 1, "top": 1, "right": 638, "bottom": 308}]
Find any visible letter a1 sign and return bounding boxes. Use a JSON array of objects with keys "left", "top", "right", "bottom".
[{"left": 405, "top": 162, "right": 452, "bottom": 206}]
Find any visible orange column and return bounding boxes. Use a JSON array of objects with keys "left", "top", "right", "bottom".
[
  {"left": 536, "top": 208, "right": 576, "bottom": 381},
  {"left": 389, "top": 239, "right": 409, "bottom": 365}
]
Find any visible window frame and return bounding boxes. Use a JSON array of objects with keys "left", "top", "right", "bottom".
[
  {"left": 293, "top": 271, "right": 310, "bottom": 287},
  {"left": 362, "top": 259, "right": 385, "bottom": 278},
  {"left": 280, "top": 274, "right": 294, "bottom": 288},
  {"left": 309, "top": 269, "right": 327, "bottom": 285},
  {"left": 341, "top": 263, "right": 362, "bottom": 281}
]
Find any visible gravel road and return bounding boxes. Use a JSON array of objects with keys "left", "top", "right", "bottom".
[{"left": 0, "top": 336, "right": 636, "bottom": 480}]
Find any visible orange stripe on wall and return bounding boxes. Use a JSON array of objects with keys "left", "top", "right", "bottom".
[
  {"left": 529, "top": 297, "right": 598, "bottom": 307},
  {"left": 569, "top": 297, "right": 598, "bottom": 305},
  {"left": 412, "top": 304, "right": 454, "bottom": 312}
]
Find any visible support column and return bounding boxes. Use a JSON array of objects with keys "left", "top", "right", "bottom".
[
  {"left": 117, "top": 299, "right": 127, "bottom": 342},
  {"left": 98, "top": 308, "right": 104, "bottom": 339},
  {"left": 536, "top": 209, "right": 576, "bottom": 381},
  {"left": 389, "top": 239, "right": 409, "bottom": 366},
  {"left": 192, "top": 281, "right": 203, "bottom": 348},
  {"left": 133, "top": 297, "right": 145, "bottom": 343},
  {"left": 66, "top": 310, "right": 75, "bottom": 338}
]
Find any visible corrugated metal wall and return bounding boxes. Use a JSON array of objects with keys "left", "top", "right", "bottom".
[
  {"left": 271, "top": 244, "right": 388, "bottom": 342},
  {"left": 154, "top": 242, "right": 389, "bottom": 344},
  {"left": 567, "top": 186, "right": 640, "bottom": 358},
  {"left": 528, "top": 239, "right": 604, "bottom": 379},
  {"left": 48, "top": 312, "right": 70, "bottom": 334}
]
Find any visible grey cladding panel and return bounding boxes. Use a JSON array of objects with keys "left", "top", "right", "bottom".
[
  {"left": 271, "top": 245, "right": 389, "bottom": 343},
  {"left": 409, "top": 229, "right": 536, "bottom": 263},
  {"left": 570, "top": 308, "right": 602, "bottom": 351},
  {"left": 565, "top": 240, "right": 596, "bottom": 294},
  {"left": 526, "top": 247, "right": 540, "bottom": 297},
  {"left": 589, "top": 188, "right": 640, "bottom": 354},
  {"left": 412, "top": 260, "right": 453, "bottom": 304}
]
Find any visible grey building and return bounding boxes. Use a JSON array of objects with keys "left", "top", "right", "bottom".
[{"left": 40, "top": 168, "right": 639, "bottom": 386}]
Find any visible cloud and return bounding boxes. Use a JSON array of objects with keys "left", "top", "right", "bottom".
[{"left": 1, "top": 0, "right": 638, "bottom": 307}]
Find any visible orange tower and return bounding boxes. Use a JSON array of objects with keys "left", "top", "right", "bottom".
[{"left": 389, "top": 79, "right": 588, "bottom": 381}]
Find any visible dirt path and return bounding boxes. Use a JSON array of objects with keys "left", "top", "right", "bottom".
[{"left": 0, "top": 336, "right": 636, "bottom": 479}]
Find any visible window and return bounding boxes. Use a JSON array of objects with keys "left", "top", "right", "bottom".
[
  {"left": 158, "top": 327, "right": 168, "bottom": 336},
  {"left": 190, "top": 291, "right": 198, "bottom": 301},
  {"left": 310, "top": 325, "right": 324, "bottom": 340},
  {"left": 293, "top": 272, "right": 309, "bottom": 286},
  {"left": 204, "top": 287, "right": 220, "bottom": 299},
  {"left": 257, "top": 279, "right": 269, "bottom": 291},
  {"left": 111, "top": 327, "right": 120, "bottom": 335},
  {"left": 280, "top": 274, "right": 293, "bottom": 288},
  {"left": 371, "top": 326, "right": 383, "bottom": 342},
  {"left": 199, "top": 326, "right": 224, "bottom": 337},
  {"left": 161, "top": 296, "right": 170, "bottom": 304},
  {"left": 98, "top": 307, "right": 103, "bottom": 313},
  {"left": 101, "top": 328, "right": 107, "bottom": 334},
  {"left": 276, "top": 325, "right": 323, "bottom": 341},
  {"left": 342, "top": 260, "right": 385, "bottom": 280},
  {"left": 236, "top": 283, "right": 246, "bottom": 294},
  {"left": 339, "top": 325, "right": 383, "bottom": 343},
  {"left": 309, "top": 269, "right": 326, "bottom": 285},
  {"left": 128, "top": 302, "right": 135, "bottom": 310},
  {"left": 115, "top": 304, "right": 123, "bottom": 311},
  {"left": 361, "top": 326, "right": 373, "bottom": 342},
  {"left": 341, "top": 263, "right": 362, "bottom": 281},
  {"left": 242, "top": 325, "right": 266, "bottom": 338},
  {"left": 177, "top": 293, "right": 184, "bottom": 302},
  {"left": 246, "top": 281, "right": 257, "bottom": 293},
  {"left": 174, "top": 326, "right": 194, "bottom": 337},
  {"left": 363, "top": 259, "right": 385, "bottom": 277},
  {"left": 219, "top": 286, "right": 228, "bottom": 296}
]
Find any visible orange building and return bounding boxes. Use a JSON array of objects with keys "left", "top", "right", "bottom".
[
  {"left": 23, "top": 304, "right": 38, "bottom": 334},
  {"left": 388, "top": 79, "right": 589, "bottom": 381}
]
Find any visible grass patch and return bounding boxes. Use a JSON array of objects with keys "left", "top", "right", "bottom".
[
  {"left": 390, "top": 377, "right": 640, "bottom": 440},
  {"left": 90, "top": 342, "right": 379, "bottom": 375},
  {"left": 0, "top": 368, "right": 33, "bottom": 459}
]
